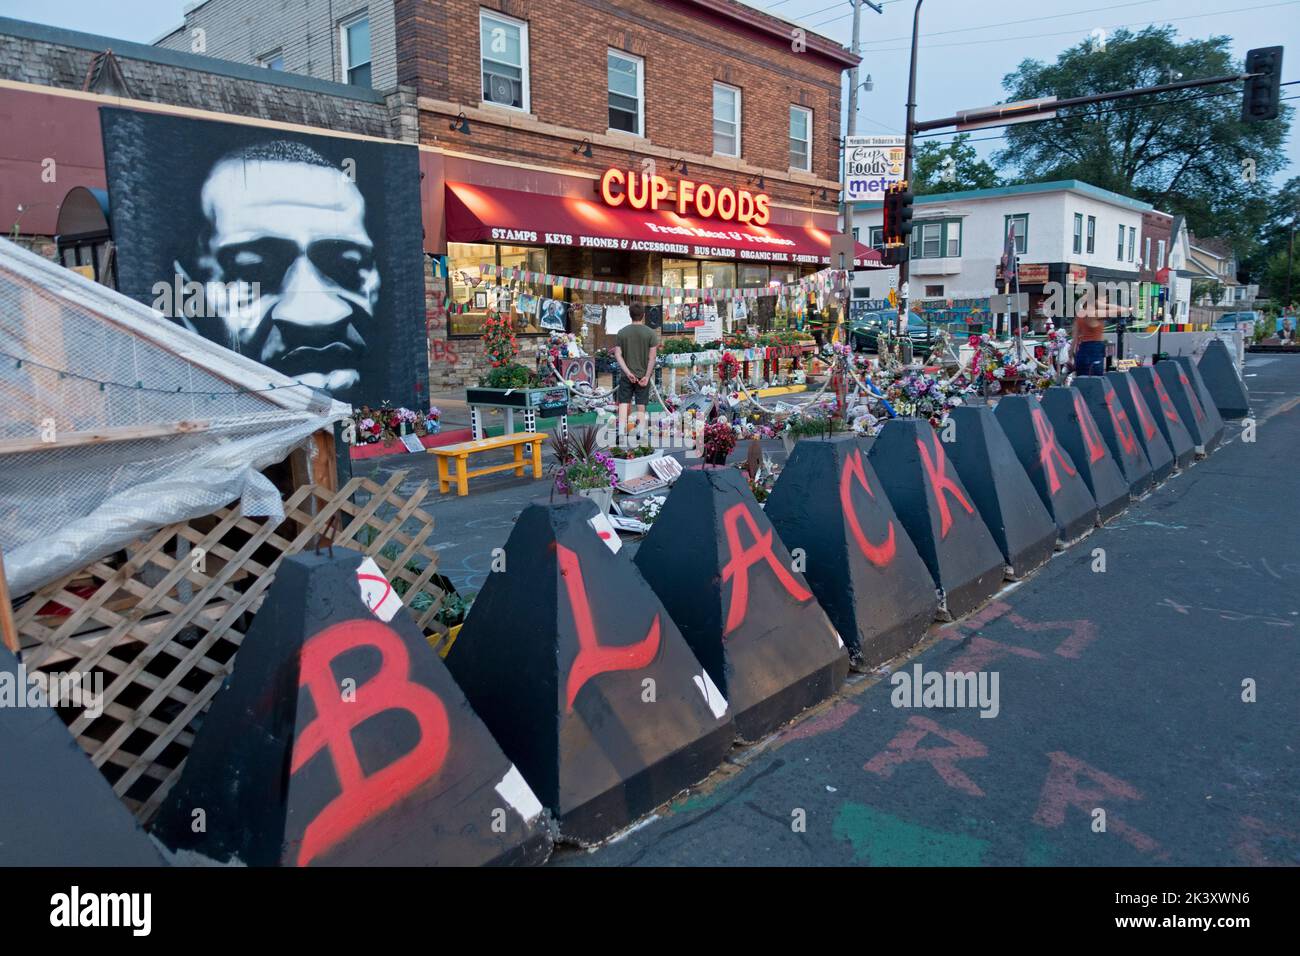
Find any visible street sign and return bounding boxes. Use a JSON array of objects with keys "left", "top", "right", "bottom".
[
  {"left": 844, "top": 135, "right": 905, "bottom": 202},
  {"left": 956, "top": 96, "right": 1057, "bottom": 131},
  {"left": 990, "top": 293, "right": 1029, "bottom": 313}
]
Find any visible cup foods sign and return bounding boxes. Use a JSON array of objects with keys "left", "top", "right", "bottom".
[{"left": 844, "top": 135, "right": 905, "bottom": 202}]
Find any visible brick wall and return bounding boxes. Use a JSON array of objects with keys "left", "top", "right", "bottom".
[{"left": 400, "top": 0, "right": 849, "bottom": 208}]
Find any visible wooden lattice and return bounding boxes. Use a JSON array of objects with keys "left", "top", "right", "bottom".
[{"left": 11, "top": 470, "right": 448, "bottom": 823}]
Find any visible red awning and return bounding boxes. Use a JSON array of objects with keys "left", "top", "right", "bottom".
[{"left": 445, "top": 181, "right": 882, "bottom": 268}]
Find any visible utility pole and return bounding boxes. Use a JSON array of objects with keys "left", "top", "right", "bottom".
[
  {"left": 898, "top": 0, "right": 924, "bottom": 337},
  {"left": 847, "top": 1, "right": 863, "bottom": 138}
]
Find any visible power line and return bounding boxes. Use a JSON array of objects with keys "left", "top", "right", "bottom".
[
  {"left": 856, "top": 0, "right": 1169, "bottom": 46},
  {"left": 851, "top": 0, "right": 1300, "bottom": 54}
]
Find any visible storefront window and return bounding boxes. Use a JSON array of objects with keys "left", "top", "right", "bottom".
[
  {"left": 701, "top": 260, "right": 736, "bottom": 291},
  {"left": 447, "top": 242, "right": 547, "bottom": 336},
  {"left": 739, "top": 263, "right": 773, "bottom": 330}
]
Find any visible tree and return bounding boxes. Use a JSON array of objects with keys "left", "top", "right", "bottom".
[
  {"left": 912, "top": 133, "right": 1002, "bottom": 195},
  {"left": 993, "top": 27, "right": 1291, "bottom": 253}
]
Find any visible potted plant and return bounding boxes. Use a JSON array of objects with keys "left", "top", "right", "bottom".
[
  {"left": 607, "top": 444, "right": 666, "bottom": 483},
  {"left": 551, "top": 426, "right": 618, "bottom": 514}
]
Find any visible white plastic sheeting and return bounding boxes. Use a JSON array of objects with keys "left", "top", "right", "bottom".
[{"left": 0, "top": 237, "right": 350, "bottom": 596}]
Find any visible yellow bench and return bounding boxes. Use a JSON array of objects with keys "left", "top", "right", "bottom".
[{"left": 429, "top": 432, "right": 547, "bottom": 496}]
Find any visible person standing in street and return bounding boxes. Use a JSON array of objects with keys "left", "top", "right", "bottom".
[
  {"left": 1072, "top": 306, "right": 1107, "bottom": 375},
  {"left": 614, "top": 302, "right": 659, "bottom": 444}
]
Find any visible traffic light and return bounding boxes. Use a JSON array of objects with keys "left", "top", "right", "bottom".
[
  {"left": 881, "top": 181, "right": 915, "bottom": 245},
  {"left": 881, "top": 244, "right": 909, "bottom": 266},
  {"left": 1242, "top": 46, "right": 1283, "bottom": 123}
]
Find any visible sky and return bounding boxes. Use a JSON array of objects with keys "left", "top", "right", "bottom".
[{"left": 1, "top": 0, "right": 1296, "bottom": 184}]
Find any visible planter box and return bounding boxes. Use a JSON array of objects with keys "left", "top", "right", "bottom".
[
  {"left": 610, "top": 449, "right": 664, "bottom": 483},
  {"left": 465, "top": 385, "right": 570, "bottom": 415}
]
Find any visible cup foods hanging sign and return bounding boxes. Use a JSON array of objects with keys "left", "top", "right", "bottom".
[{"left": 844, "top": 135, "right": 905, "bottom": 202}]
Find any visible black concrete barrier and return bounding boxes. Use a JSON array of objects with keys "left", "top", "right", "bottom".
[
  {"left": 944, "top": 405, "right": 1057, "bottom": 580},
  {"left": 995, "top": 394, "right": 1098, "bottom": 545},
  {"left": 1075, "top": 377, "right": 1154, "bottom": 498},
  {"left": 446, "top": 496, "right": 734, "bottom": 845},
  {"left": 635, "top": 466, "right": 848, "bottom": 741},
  {"left": 1156, "top": 360, "right": 1217, "bottom": 454},
  {"left": 1197, "top": 339, "right": 1251, "bottom": 420},
  {"left": 1171, "top": 355, "right": 1227, "bottom": 450},
  {"left": 1107, "top": 370, "right": 1176, "bottom": 484},
  {"left": 0, "top": 645, "right": 163, "bottom": 866},
  {"left": 868, "top": 419, "right": 1006, "bottom": 620},
  {"left": 1132, "top": 366, "right": 1196, "bottom": 470},
  {"left": 765, "top": 436, "right": 938, "bottom": 670},
  {"left": 1041, "top": 386, "right": 1130, "bottom": 523},
  {"left": 154, "top": 551, "right": 554, "bottom": 866}
]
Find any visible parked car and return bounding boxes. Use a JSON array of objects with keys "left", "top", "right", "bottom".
[{"left": 850, "top": 312, "right": 941, "bottom": 356}]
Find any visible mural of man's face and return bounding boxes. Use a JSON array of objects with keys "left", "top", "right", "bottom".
[{"left": 188, "top": 156, "right": 379, "bottom": 398}]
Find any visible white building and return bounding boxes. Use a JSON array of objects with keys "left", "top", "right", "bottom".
[{"left": 852, "top": 180, "right": 1153, "bottom": 329}]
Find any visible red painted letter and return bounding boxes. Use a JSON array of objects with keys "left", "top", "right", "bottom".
[
  {"left": 559, "top": 543, "right": 661, "bottom": 712},
  {"left": 864, "top": 716, "right": 988, "bottom": 797},
  {"left": 1104, "top": 390, "right": 1138, "bottom": 456},
  {"left": 1031, "top": 407, "right": 1076, "bottom": 496},
  {"left": 720, "top": 503, "right": 812, "bottom": 634},
  {"left": 1073, "top": 392, "right": 1107, "bottom": 463},
  {"left": 840, "top": 449, "right": 896, "bottom": 567},
  {"left": 917, "top": 431, "right": 975, "bottom": 538},
  {"left": 292, "top": 620, "right": 450, "bottom": 866}
]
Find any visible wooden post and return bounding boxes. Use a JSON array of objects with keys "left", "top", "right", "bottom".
[{"left": 0, "top": 549, "right": 19, "bottom": 654}]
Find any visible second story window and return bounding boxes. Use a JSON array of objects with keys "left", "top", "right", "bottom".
[
  {"left": 1086, "top": 215, "right": 1096, "bottom": 254},
  {"left": 1157, "top": 239, "right": 1167, "bottom": 268},
  {"left": 789, "top": 105, "right": 812, "bottom": 171},
  {"left": 1072, "top": 213, "right": 1083, "bottom": 254},
  {"left": 342, "top": 15, "right": 371, "bottom": 86},
  {"left": 1128, "top": 226, "right": 1136, "bottom": 262},
  {"left": 259, "top": 49, "right": 285, "bottom": 71},
  {"left": 1006, "top": 214, "right": 1028, "bottom": 254},
  {"left": 481, "top": 10, "right": 529, "bottom": 111},
  {"left": 869, "top": 226, "right": 884, "bottom": 249},
  {"left": 608, "top": 50, "right": 643, "bottom": 135},
  {"left": 1117, "top": 224, "right": 1125, "bottom": 261},
  {"left": 713, "top": 82, "right": 741, "bottom": 157}
]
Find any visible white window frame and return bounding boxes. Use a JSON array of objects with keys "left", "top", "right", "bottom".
[
  {"left": 480, "top": 9, "right": 530, "bottom": 113},
  {"left": 1128, "top": 226, "right": 1136, "bottom": 262},
  {"left": 606, "top": 49, "right": 644, "bottom": 136},
  {"left": 1072, "top": 213, "right": 1083, "bottom": 254},
  {"left": 258, "top": 48, "right": 285, "bottom": 70},
  {"left": 789, "top": 105, "right": 812, "bottom": 172},
  {"left": 713, "top": 82, "right": 741, "bottom": 158},
  {"left": 869, "top": 226, "right": 884, "bottom": 249},
  {"left": 340, "top": 13, "right": 371, "bottom": 87},
  {"left": 1117, "top": 224, "right": 1125, "bottom": 261},
  {"left": 1144, "top": 236, "right": 1151, "bottom": 268},
  {"left": 1086, "top": 215, "right": 1096, "bottom": 254},
  {"left": 1157, "top": 239, "right": 1167, "bottom": 268}
]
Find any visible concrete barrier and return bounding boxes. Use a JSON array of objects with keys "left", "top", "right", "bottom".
[
  {"left": 446, "top": 497, "right": 734, "bottom": 845},
  {"left": 1171, "top": 356, "right": 1227, "bottom": 449},
  {"left": 1075, "top": 377, "right": 1154, "bottom": 498},
  {"left": 1132, "top": 366, "right": 1196, "bottom": 470},
  {"left": 635, "top": 466, "right": 848, "bottom": 741},
  {"left": 944, "top": 406, "right": 1058, "bottom": 580},
  {"left": 868, "top": 419, "right": 1007, "bottom": 620},
  {"left": 765, "top": 436, "right": 938, "bottom": 670},
  {"left": 994, "top": 394, "right": 1099, "bottom": 545},
  {"left": 1, "top": 644, "right": 163, "bottom": 866},
  {"left": 1107, "top": 371, "right": 1176, "bottom": 483},
  {"left": 1041, "top": 386, "right": 1130, "bottom": 523},
  {"left": 1156, "top": 360, "right": 1217, "bottom": 454},
  {"left": 154, "top": 551, "right": 554, "bottom": 865},
  {"left": 1197, "top": 339, "right": 1251, "bottom": 419}
]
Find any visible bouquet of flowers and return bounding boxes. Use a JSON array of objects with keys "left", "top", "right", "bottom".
[
  {"left": 703, "top": 419, "right": 737, "bottom": 465},
  {"left": 885, "top": 369, "right": 963, "bottom": 428},
  {"left": 424, "top": 406, "right": 441, "bottom": 435},
  {"left": 719, "top": 351, "right": 741, "bottom": 385},
  {"left": 481, "top": 309, "right": 517, "bottom": 368}
]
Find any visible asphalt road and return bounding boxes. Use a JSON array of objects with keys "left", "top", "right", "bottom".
[{"left": 552, "top": 354, "right": 1300, "bottom": 866}]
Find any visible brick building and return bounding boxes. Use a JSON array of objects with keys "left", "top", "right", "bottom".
[
  {"left": 153, "top": 0, "right": 865, "bottom": 386},
  {"left": 3, "top": 3, "right": 864, "bottom": 391}
]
